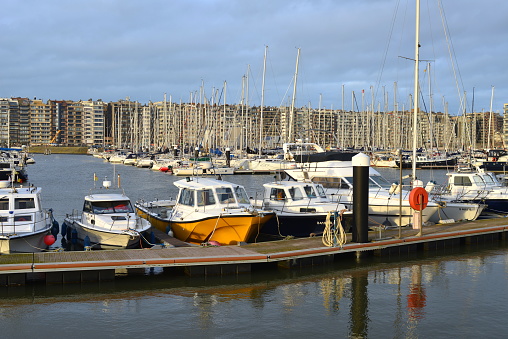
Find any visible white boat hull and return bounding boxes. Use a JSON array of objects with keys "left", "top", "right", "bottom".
[
  {"left": 65, "top": 218, "right": 144, "bottom": 249},
  {"left": 429, "top": 201, "right": 486, "bottom": 223},
  {"left": 0, "top": 228, "right": 51, "bottom": 254}
]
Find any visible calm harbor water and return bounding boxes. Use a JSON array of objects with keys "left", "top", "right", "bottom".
[{"left": 1, "top": 154, "right": 507, "bottom": 338}]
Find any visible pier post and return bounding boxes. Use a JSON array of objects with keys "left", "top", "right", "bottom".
[{"left": 352, "top": 153, "right": 369, "bottom": 243}]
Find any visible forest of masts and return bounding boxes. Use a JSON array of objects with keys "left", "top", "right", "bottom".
[{"left": 109, "top": 86, "right": 502, "bottom": 154}]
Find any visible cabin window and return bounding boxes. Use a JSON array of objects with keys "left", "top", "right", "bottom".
[
  {"left": 454, "top": 176, "right": 472, "bottom": 186},
  {"left": 0, "top": 216, "right": 7, "bottom": 222},
  {"left": 312, "top": 177, "right": 350, "bottom": 189},
  {"left": 270, "top": 188, "right": 286, "bottom": 201},
  {"left": 481, "top": 175, "right": 496, "bottom": 185},
  {"left": 0, "top": 198, "right": 9, "bottom": 210},
  {"left": 14, "top": 215, "right": 32, "bottom": 222},
  {"left": 112, "top": 201, "right": 133, "bottom": 213},
  {"left": 15, "top": 198, "right": 35, "bottom": 210},
  {"left": 90, "top": 201, "right": 133, "bottom": 214},
  {"left": 216, "top": 187, "right": 235, "bottom": 204},
  {"left": 289, "top": 187, "right": 304, "bottom": 200},
  {"left": 315, "top": 185, "right": 327, "bottom": 198},
  {"left": 83, "top": 201, "right": 92, "bottom": 213},
  {"left": 178, "top": 188, "right": 195, "bottom": 207},
  {"left": 234, "top": 186, "right": 250, "bottom": 204},
  {"left": 303, "top": 185, "right": 316, "bottom": 198},
  {"left": 197, "top": 189, "right": 216, "bottom": 206}
]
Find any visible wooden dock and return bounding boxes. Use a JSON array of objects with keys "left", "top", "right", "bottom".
[{"left": 1, "top": 217, "right": 507, "bottom": 286}]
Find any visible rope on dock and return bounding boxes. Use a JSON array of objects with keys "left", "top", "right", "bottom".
[{"left": 322, "top": 210, "right": 347, "bottom": 248}]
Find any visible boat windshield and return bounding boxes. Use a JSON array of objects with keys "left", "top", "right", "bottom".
[
  {"left": 234, "top": 186, "right": 250, "bottom": 204},
  {"left": 480, "top": 174, "right": 497, "bottom": 186},
  {"left": 15, "top": 198, "right": 36, "bottom": 210},
  {"left": 315, "top": 184, "right": 328, "bottom": 198},
  {"left": 369, "top": 175, "right": 393, "bottom": 189},
  {"left": 216, "top": 187, "right": 236, "bottom": 204},
  {"left": 0, "top": 198, "right": 9, "bottom": 210},
  {"left": 289, "top": 187, "right": 304, "bottom": 201},
  {"left": 197, "top": 189, "right": 216, "bottom": 206},
  {"left": 87, "top": 200, "right": 134, "bottom": 214}
]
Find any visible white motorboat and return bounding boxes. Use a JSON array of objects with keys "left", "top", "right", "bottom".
[
  {"left": 0, "top": 185, "right": 58, "bottom": 254},
  {"left": 433, "top": 169, "right": 508, "bottom": 214},
  {"left": 285, "top": 160, "right": 440, "bottom": 227},
  {"left": 63, "top": 180, "right": 152, "bottom": 249},
  {"left": 252, "top": 180, "right": 352, "bottom": 238},
  {"left": 246, "top": 158, "right": 298, "bottom": 173},
  {"left": 173, "top": 161, "right": 235, "bottom": 176},
  {"left": 136, "top": 177, "right": 274, "bottom": 245}
]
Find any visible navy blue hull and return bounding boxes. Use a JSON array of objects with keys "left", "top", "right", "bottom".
[
  {"left": 481, "top": 199, "right": 508, "bottom": 214},
  {"left": 261, "top": 214, "right": 352, "bottom": 238},
  {"left": 479, "top": 162, "right": 508, "bottom": 173}
]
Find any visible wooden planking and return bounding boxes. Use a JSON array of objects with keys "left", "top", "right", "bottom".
[{"left": 0, "top": 218, "right": 507, "bottom": 275}]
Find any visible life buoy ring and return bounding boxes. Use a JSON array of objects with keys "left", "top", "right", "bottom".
[{"left": 409, "top": 187, "right": 428, "bottom": 211}]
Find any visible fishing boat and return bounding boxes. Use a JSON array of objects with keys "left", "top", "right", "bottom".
[
  {"left": 252, "top": 180, "right": 353, "bottom": 238},
  {"left": 0, "top": 184, "right": 58, "bottom": 254},
  {"left": 63, "top": 179, "right": 152, "bottom": 249},
  {"left": 135, "top": 177, "right": 274, "bottom": 245}
]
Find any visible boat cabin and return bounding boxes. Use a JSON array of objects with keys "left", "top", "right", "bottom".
[
  {"left": 0, "top": 187, "right": 45, "bottom": 233},
  {"left": 174, "top": 178, "right": 251, "bottom": 209}
]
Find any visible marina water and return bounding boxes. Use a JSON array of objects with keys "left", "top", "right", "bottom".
[{"left": 1, "top": 154, "right": 507, "bottom": 338}]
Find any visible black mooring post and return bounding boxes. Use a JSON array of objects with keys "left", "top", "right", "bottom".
[
  {"left": 173, "top": 145, "right": 178, "bottom": 158},
  {"left": 225, "top": 147, "right": 231, "bottom": 168},
  {"left": 353, "top": 153, "right": 370, "bottom": 243}
]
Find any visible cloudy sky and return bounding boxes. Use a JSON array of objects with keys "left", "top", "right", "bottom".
[{"left": 1, "top": 0, "right": 506, "bottom": 115}]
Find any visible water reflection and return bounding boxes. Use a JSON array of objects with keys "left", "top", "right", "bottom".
[{"left": 0, "top": 241, "right": 507, "bottom": 337}]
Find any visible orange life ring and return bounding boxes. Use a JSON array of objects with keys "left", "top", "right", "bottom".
[{"left": 409, "top": 187, "right": 428, "bottom": 210}]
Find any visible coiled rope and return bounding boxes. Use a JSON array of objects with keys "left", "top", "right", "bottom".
[{"left": 322, "top": 210, "right": 347, "bottom": 248}]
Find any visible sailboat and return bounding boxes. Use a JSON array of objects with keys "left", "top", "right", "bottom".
[{"left": 410, "top": 0, "right": 484, "bottom": 223}]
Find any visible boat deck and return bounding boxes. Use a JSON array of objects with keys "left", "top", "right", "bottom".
[{"left": 1, "top": 216, "right": 507, "bottom": 285}]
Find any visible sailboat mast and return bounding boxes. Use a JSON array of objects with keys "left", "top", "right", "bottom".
[
  {"left": 487, "top": 85, "right": 495, "bottom": 149},
  {"left": 289, "top": 48, "right": 300, "bottom": 143},
  {"left": 259, "top": 46, "right": 267, "bottom": 157},
  {"left": 412, "top": 0, "right": 421, "bottom": 180}
]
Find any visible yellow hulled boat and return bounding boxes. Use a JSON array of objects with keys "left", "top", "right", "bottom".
[{"left": 136, "top": 177, "right": 273, "bottom": 245}]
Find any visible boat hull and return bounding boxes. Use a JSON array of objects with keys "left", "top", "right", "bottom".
[
  {"left": 261, "top": 213, "right": 353, "bottom": 238},
  {"left": 64, "top": 219, "right": 144, "bottom": 249},
  {"left": 429, "top": 201, "right": 485, "bottom": 223},
  {"left": 139, "top": 210, "right": 272, "bottom": 245},
  {"left": 0, "top": 228, "right": 51, "bottom": 254}
]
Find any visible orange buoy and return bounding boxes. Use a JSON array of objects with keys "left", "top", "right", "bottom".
[{"left": 409, "top": 187, "right": 428, "bottom": 211}]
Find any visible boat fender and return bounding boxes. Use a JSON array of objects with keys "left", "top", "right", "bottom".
[
  {"left": 84, "top": 235, "right": 91, "bottom": 248},
  {"left": 409, "top": 187, "right": 428, "bottom": 211},
  {"left": 425, "top": 181, "right": 436, "bottom": 193},
  {"left": 389, "top": 183, "right": 398, "bottom": 195},
  {"left": 51, "top": 219, "right": 59, "bottom": 239},
  {"left": 165, "top": 225, "right": 174, "bottom": 237},
  {"left": 71, "top": 228, "right": 78, "bottom": 244},
  {"left": 44, "top": 234, "right": 56, "bottom": 246},
  {"left": 61, "top": 222, "right": 67, "bottom": 237}
]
